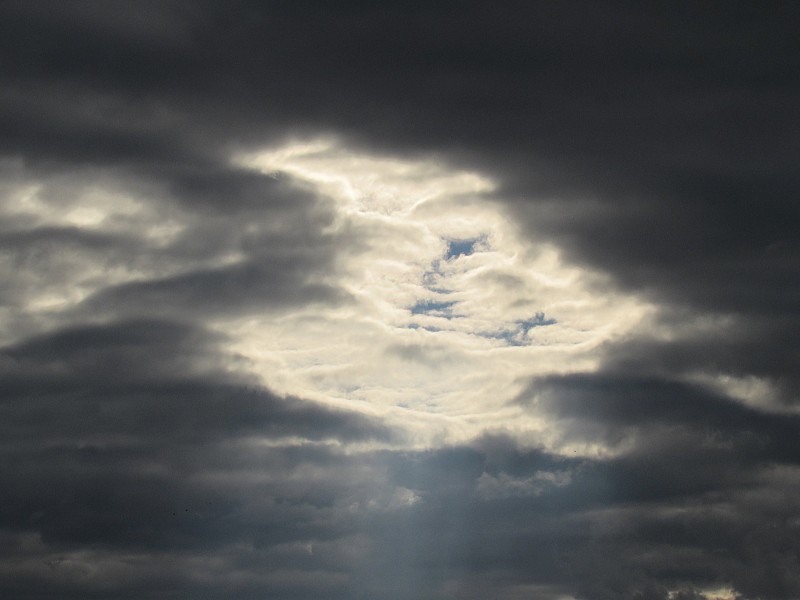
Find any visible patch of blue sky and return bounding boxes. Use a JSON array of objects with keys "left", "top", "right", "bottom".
[
  {"left": 405, "top": 323, "right": 442, "bottom": 333},
  {"left": 479, "top": 312, "right": 557, "bottom": 346},
  {"left": 481, "top": 329, "right": 528, "bottom": 347},
  {"left": 444, "top": 235, "right": 487, "bottom": 260},
  {"left": 422, "top": 266, "right": 450, "bottom": 293},
  {"left": 421, "top": 258, "right": 461, "bottom": 294},
  {"left": 410, "top": 299, "right": 458, "bottom": 317},
  {"left": 518, "top": 312, "right": 557, "bottom": 332}
]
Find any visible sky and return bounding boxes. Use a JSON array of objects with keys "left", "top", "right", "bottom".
[{"left": 1, "top": 2, "right": 799, "bottom": 599}]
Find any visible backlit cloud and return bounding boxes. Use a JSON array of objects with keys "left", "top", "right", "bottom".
[
  {"left": 234, "top": 140, "right": 652, "bottom": 446},
  {"left": 1, "top": 2, "right": 798, "bottom": 599}
]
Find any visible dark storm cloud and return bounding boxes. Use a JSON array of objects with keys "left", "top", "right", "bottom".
[
  {"left": 0, "top": 317, "right": 394, "bottom": 598},
  {"left": 523, "top": 373, "right": 800, "bottom": 453},
  {"left": 2, "top": 1, "right": 799, "bottom": 599},
  {"left": 0, "top": 156, "right": 351, "bottom": 338},
  {"left": 518, "top": 373, "right": 799, "bottom": 514},
  {"left": 81, "top": 255, "right": 345, "bottom": 319},
  {"left": 4, "top": 0, "right": 797, "bottom": 320},
  {"left": 600, "top": 312, "right": 800, "bottom": 402},
  {"left": 512, "top": 373, "right": 800, "bottom": 598},
  {"left": 0, "top": 318, "right": 391, "bottom": 444}
]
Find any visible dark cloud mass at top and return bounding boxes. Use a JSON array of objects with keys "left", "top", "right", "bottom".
[{"left": 1, "top": 2, "right": 799, "bottom": 599}]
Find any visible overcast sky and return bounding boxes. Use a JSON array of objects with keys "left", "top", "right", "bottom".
[{"left": 2, "top": 2, "right": 799, "bottom": 599}]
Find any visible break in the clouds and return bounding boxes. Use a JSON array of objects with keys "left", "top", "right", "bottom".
[{"left": 1, "top": 2, "right": 799, "bottom": 599}]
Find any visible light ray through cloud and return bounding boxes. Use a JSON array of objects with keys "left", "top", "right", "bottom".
[{"left": 4, "top": 5, "right": 797, "bottom": 598}]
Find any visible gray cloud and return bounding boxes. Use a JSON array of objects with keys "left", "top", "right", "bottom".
[
  {"left": 0, "top": 318, "right": 392, "bottom": 443},
  {"left": 0, "top": 317, "right": 396, "bottom": 598},
  {"left": 1, "top": 1, "right": 798, "bottom": 598}
]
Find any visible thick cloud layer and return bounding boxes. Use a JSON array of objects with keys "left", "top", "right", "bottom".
[{"left": 1, "top": 2, "right": 799, "bottom": 599}]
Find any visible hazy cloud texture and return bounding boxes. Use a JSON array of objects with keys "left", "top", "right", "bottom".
[{"left": 1, "top": 2, "right": 799, "bottom": 599}]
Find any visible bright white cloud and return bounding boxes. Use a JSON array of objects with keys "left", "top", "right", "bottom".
[{"left": 232, "top": 140, "right": 654, "bottom": 450}]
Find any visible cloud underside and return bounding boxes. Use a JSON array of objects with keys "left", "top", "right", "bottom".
[
  {"left": 1, "top": 2, "right": 799, "bottom": 599},
  {"left": 3, "top": 335, "right": 799, "bottom": 599}
]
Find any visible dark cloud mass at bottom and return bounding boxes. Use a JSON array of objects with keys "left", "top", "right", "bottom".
[{"left": 1, "top": 1, "right": 800, "bottom": 599}]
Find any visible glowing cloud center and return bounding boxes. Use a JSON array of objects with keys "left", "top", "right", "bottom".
[{"left": 233, "top": 140, "right": 651, "bottom": 446}]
